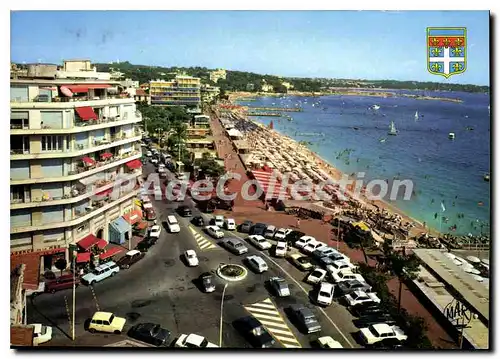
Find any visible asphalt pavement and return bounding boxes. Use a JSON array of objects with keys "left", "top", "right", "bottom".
[{"left": 29, "top": 160, "right": 361, "bottom": 349}]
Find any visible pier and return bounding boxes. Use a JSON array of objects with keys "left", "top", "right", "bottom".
[
  {"left": 248, "top": 106, "right": 303, "bottom": 112},
  {"left": 247, "top": 111, "right": 283, "bottom": 117}
]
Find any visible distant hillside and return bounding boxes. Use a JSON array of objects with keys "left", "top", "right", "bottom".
[{"left": 91, "top": 61, "right": 489, "bottom": 93}]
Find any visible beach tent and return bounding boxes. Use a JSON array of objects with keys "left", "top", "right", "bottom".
[
  {"left": 227, "top": 128, "right": 243, "bottom": 138},
  {"left": 352, "top": 221, "right": 370, "bottom": 232}
]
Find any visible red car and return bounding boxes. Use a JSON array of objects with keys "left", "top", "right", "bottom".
[
  {"left": 45, "top": 274, "right": 80, "bottom": 293},
  {"left": 143, "top": 203, "right": 157, "bottom": 221}
]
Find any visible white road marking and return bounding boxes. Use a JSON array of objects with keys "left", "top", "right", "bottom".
[
  {"left": 188, "top": 226, "right": 217, "bottom": 250},
  {"left": 231, "top": 231, "right": 355, "bottom": 348}
]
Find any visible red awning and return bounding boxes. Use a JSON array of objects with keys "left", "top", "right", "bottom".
[
  {"left": 82, "top": 157, "right": 95, "bottom": 165},
  {"left": 99, "top": 247, "right": 124, "bottom": 260},
  {"left": 75, "top": 107, "right": 98, "bottom": 121},
  {"left": 251, "top": 170, "right": 289, "bottom": 199},
  {"left": 123, "top": 210, "right": 143, "bottom": 225},
  {"left": 96, "top": 188, "right": 112, "bottom": 196},
  {"left": 60, "top": 86, "right": 73, "bottom": 97},
  {"left": 76, "top": 252, "right": 91, "bottom": 263},
  {"left": 100, "top": 152, "right": 113, "bottom": 159},
  {"left": 126, "top": 159, "right": 142, "bottom": 170},
  {"left": 77, "top": 234, "right": 100, "bottom": 251},
  {"left": 96, "top": 239, "right": 108, "bottom": 250},
  {"left": 66, "top": 84, "right": 112, "bottom": 93}
]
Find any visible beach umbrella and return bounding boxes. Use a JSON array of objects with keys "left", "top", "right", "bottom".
[
  {"left": 481, "top": 258, "right": 489, "bottom": 265},
  {"left": 466, "top": 255, "right": 481, "bottom": 264},
  {"left": 464, "top": 266, "right": 481, "bottom": 275},
  {"left": 473, "top": 275, "right": 484, "bottom": 282}
]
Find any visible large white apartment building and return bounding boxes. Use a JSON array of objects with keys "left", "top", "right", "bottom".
[{"left": 10, "top": 61, "right": 143, "bottom": 270}]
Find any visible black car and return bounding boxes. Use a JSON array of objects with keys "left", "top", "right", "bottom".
[
  {"left": 250, "top": 223, "right": 267, "bottom": 236},
  {"left": 369, "top": 337, "right": 405, "bottom": 349},
  {"left": 199, "top": 272, "right": 216, "bottom": 293},
  {"left": 234, "top": 316, "right": 276, "bottom": 348},
  {"left": 191, "top": 216, "right": 205, "bottom": 227},
  {"left": 128, "top": 323, "right": 171, "bottom": 347},
  {"left": 177, "top": 205, "right": 192, "bottom": 217},
  {"left": 239, "top": 220, "right": 254, "bottom": 233},
  {"left": 353, "top": 313, "right": 395, "bottom": 328},
  {"left": 284, "top": 230, "right": 305, "bottom": 245},
  {"left": 136, "top": 237, "right": 157, "bottom": 252},
  {"left": 351, "top": 304, "right": 385, "bottom": 317},
  {"left": 214, "top": 198, "right": 234, "bottom": 211},
  {"left": 287, "top": 304, "right": 321, "bottom": 334}
]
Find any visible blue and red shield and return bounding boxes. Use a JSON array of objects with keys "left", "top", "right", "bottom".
[{"left": 427, "top": 27, "right": 467, "bottom": 79}]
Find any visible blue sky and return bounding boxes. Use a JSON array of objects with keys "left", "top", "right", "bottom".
[{"left": 10, "top": 10, "right": 490, "bottom": 85}]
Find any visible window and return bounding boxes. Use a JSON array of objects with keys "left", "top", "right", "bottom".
[
  {"left": 11, "top": 185, "right": 24, "bottom": 203},
  {"left": 10, "top": 135, "right": 30, "bottom": 154},
  {"left": 11, "top": 112, "right": 29, "bottom": 129},
  {"left": 42, "top": 135, "right": 65, "bottom": 151},
  {"left": 95, "top": 320, "right": 103, "bottom": 325}
]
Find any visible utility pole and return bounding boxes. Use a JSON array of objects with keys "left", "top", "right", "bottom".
[
  {"left": 219, "top": 283, "right": 228, "bottom": 347},
  {"left": 72, "top": 251, "right": 76, "bottom": 341}
]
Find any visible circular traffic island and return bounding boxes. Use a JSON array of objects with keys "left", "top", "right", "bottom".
[{"left": 217, "top": 264, "right": 248, "bottom": 282}]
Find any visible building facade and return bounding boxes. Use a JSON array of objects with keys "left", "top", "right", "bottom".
[
  {"left": 209, "top": 69, "right": 227, "bottom": 83},
  {"left": 149, "top": 75, "right": 201, "bottom": 111},
  {"left": 10, "top": 62, "right": 143, "bottom": 269}
]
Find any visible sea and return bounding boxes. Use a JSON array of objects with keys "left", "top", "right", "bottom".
[{"left": 236, "top": 91, "right": 491, "bottom": 236}]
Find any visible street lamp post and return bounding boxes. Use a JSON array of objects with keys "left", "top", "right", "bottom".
[
  {"left": 219, "top": 283, "right": 228, "bottom": 347},
  {"left": 72, "top": 251, "right": 77, "bottom": 341}
]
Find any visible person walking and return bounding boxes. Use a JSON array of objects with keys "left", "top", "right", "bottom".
[{"left": 296, "top": 218, "right": 301, "bottom": 228}]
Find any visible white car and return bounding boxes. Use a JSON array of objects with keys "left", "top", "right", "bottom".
[
  {"left": 344, "top": 290, "right": 381, "bottom": 307},
  {"left": 306, "top": 268, "right": 328, "bottom": 284},
  {"left": 31, "top": 323, "right": 52, "bottom": 346},
  {"left": 295, "top": 235, "right": 316, "bottom": 249},
  {"left": 145, "top": 151, "right": 152, "bottom": 157},
  {"left": 303, "top": 241, "right": 327, "bottom": 254},
  {"left": 166, "top": 215, "right": 180, "bottom": 233},
  {"left": 316, "top": 282, "right": 335, "bottom": 306},
  {"left": 274, "top": 240, "right": 288, "bottom": 257},
  {"left": 246, "top": 255, "right": 269, "bottom": 273},
  {"left": 151, "top": 158, "right": 159, "bottom": 164},
  {"left": 184, "top": 250, "right": 199, "bottom": 267},
  {"left": 326, "top": 260, "right": 357, "bottom": 276},
  {"left": 274, "top": 228, "right": 289, "bottom": 240},
  {"left": 214, "top": 215, "right": 224, "bottom": 227},
  {"left": 359, "top": 324, "right": 407, "bottom": 345},
  {"left": 331, "top": 270, "right": 365, "bottom": 283},
  {"left": 175, "top": 333, "right": 219, "bottom": 348},
  {"left": 205, "top": 225, "right": 224, "bottom": 239},
  {"left": 149, "top": 225, "right": 162, "bottom": 238},
  {"left": 247, "top": 235, "right": 272, "bottom": 250},
  {"left": 225, "top": 218, "right": 236, "bottom": 231},
  {"left": 316, "top": 336, "right": 343, "bottom": 348}
]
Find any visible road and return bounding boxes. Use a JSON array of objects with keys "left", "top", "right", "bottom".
[{"left": 28, "top": 161, "right": 361, "bottom": 348}]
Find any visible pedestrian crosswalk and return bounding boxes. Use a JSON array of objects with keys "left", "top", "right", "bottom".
[
  {"left": 188, "top": 226, "right": 218, "bottom": 250},
  {"left": 244, "top": 298, "right": 302, "bottom": 348}
]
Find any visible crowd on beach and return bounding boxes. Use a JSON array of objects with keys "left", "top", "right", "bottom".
[{"left": 213, "top": 102, "right": 490, "bottom": 251}]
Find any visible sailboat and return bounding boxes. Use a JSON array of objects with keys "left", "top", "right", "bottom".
[
  {"left": 414, "top": 111, "right": 419, "bottom": 121},
  {"left": 388, "top": 121, "right": 398, "bottom": 135},
  {"left": 372, "top": 105, "right": 380, "bottom": 110}
]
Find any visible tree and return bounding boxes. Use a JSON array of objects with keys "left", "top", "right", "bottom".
[{"left": 54, "top": 258, "right": 67, "bottom": 276}]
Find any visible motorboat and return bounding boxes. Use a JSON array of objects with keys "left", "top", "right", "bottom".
[
  {"left": 414, "top": 111, "right": 419, "bottom": 121},
  {"left": 483, "top": 173, "right": 490, "bottom": 182},
  {"left": 372, "top": 105, "right": 380, "bottom": 110},
  {"left": 388, "top": 121, "right": 398, "bottom": 136},
  {"left": 448, "top": 132, "right": 455, "bottom": 140}
]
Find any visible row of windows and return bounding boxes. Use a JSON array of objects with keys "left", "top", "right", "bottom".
[{"left": 41, "top": 135, "right": 70, "bottom": 151}]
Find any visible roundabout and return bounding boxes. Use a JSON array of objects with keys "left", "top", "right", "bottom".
[{"left": 216, "top": 263, "right": 248, "bottom": 282}]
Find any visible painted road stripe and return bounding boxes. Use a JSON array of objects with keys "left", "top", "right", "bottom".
[
  {"left": 189, "top": 226, "right": 217, "bottom": 250},
  {"left": 244, "top": 298, "right": 301, "bottom": 348}
]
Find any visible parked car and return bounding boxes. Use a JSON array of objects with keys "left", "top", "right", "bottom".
[
  {"left": 145, "top": 151, "right": 152, "bottom": 157},
  {"left": 353, "top": 314, "right": 396, "bottom": 329},
  {"left": 143, "top": 203, "right": 157, "bottom": 221},
  {"left": 273, "top": 228, "right": 289, "bottom": 240},
  {"left": 246, "top": 255, "right": 268, "bottom": 273},
  {"left": 288, "top": 253, "right": 314, "bottom": 271},
  {"left": 199, "top": 272, "right": 216, "bottom": 293},
  {"left": 351, "top": 304, "right": 386, "bottom": 318},
  {"left": 222, "top": 238, "right": 248, "bottom": 255},
  {"left": 177, "top": 205, "right": 192, "bottom": 217},
  {"left": 320, "top": 254, "right": 350, "bottom": 268},
  {"left": 303, "top": 241, "right": 327, "bottom": 254},
  {"left": 312, "top": 247, "right": 339, "bottom": 260},
  {"left": 191, "top": 216, "right": 205, "bottom": 227},
  {"left": 359, "top": 323, "right": 407, "bottom": 345},
  {"left": 214, "top": 215, "right": 225, "bottom": 227},
  {"left": 369, "top": 337, "right": 406, "bottom": 349},
  {"left": 128, "top": 323, "right": 171, "bottom": 347},
  {"left": 316, "top": 282, "right": 335, "bottom": 306},
  {"left": 315, "top": 336, "right": 343, "bottom": 349},
  {"left": 239, "top": 220, "right": 253, "bottom": 233},
  {"left": 274, "top": 240, "right": 288, "bottom": 257},
  {"left": 306, "top": 268, "right": 328, "bottom": 284},
  {"left": 31, "top": 324, "right": 52, "bottom": 346},
  {"left": 117, "top": 250, "right": 145, "bottom": 269},
  {"left": 337, "top": 280, "right": 372, "bottom": 296},
  {"left": 250, "top": 223, "right": 267, "bottom": 236},
  {"left": 151, "top": 158, "right": 159, "bottom": 165},
  {"left": 344, "top": 290, "right": 381, "bottom": 307},
  {"left": 175, "top": 333, "right": 219, "bottom": 348},
  {"left": 288, "top": 304, "right": 322, "bottom": 334},
  {"left": 205, "top": 225, "right": 224, "bottom": 239},
  {"left": 284, "top": 230, "right": 305, "bottom": 245},
  {"left": 149, "top": 225, "right": 162, "bottom": 238},
  {"left": 247, "top": 235, "right": 271, "bottom": 250},
  {"left": 184, "top": 250, "right": 199, "bottom": 267},
  {"left": 224, "top": 218, "right": 236, "bottom": 231},
  {"left": 326, "top": 260, "right": 357, "bottom": 277},
  {"left": 89, "top": 312, "right": 126, "bottom": 334},
  {"left": 136, "top": 237, "right": 157, "bottom": 252},
  {"left": 263, "top": 225, "right": 276, "bottom": 239},
  {"left": 331, "top": 270, "right": 365, "bottom": 284},
  {"left": 81, "top": 262, "right": 119, "bottom": 286},
  {"left": 166, "top": 215, "right": 181, "bottom": 233},
  {"left": 234, "top": 316, "right": 275, "bottom": 348},
  {"left": 45, "top": 274, "right": 79, "bottom": 294},
  {"left": 268, "top": 277, "right": 290, "bottom": 297},
  {"left": 295, "top": 235, "right": 316, "bottom": 249}
]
